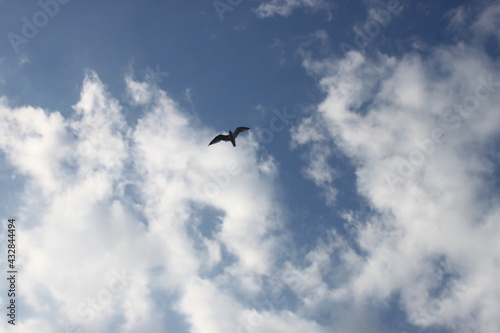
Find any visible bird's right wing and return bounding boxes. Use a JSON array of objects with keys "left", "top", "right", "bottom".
[
  {"left": 233, "top": 127, "right": 250, "bottom": 138},
  {"left": 208, "top": 134, "right": 230, "bottom": 146}
]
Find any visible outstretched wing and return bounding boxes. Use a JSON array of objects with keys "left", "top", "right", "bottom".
[
  {"left": 233, "top": 127, "right": 250, "bottom": 138},
  {"left": 208, "top": 134, "right": 230, "bottom": 146}
]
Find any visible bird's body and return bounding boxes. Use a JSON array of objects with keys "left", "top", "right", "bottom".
[
  {"left": 209, "top": 127, "right": 250, "bottom": 147},
  {"left": 228, "top": 130, "right": 236, "bottom": 147}
]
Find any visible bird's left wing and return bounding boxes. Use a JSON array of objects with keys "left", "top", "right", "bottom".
[
  {"left": 233, "top": 127, "right": 250, "bottom": 138},
  {"left": 208, "top": 134, "right": 230, "bottom": 146}
]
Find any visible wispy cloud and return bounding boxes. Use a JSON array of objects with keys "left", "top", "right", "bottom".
[{"left": 255, "top": 0, "right": 331, "bottom": 18}]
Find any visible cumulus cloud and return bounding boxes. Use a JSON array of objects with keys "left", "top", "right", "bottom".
[
  {"left": 291, "top": 3, "right": 500, "bottom": 333},
  {"left": 1, "top": 2, "right": 499, "bottom": 333},
  {"left": 0, "top": 70, "right": 294, "bottom": 332}
]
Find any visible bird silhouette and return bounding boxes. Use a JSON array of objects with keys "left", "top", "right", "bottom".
[{"left": 208, "top": 127, "right": 250, "bottom": 147}]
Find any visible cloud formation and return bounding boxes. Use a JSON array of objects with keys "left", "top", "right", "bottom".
[
  {"left": 0, "top": 70, "right": 292, "bottom": 332},
  {"left": 1, "top": 2, "right": 499, "bottom": 333},
  {"left": 255, "top": 0, "right": 331, "bottom": 18},
  {"left": 292, "top": 3, "right": 500, "bottom": 332}
]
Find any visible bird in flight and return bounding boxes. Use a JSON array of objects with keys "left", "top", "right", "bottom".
[{"left": 208, "top": 127, "right": 250, "bottom": 147}]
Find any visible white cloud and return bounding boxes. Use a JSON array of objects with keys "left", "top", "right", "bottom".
[
  {"left": 255, "top": 0, "right": 331, "bottom": 18},
  {"left": 301, "top": 144, "right": 337, "bottom": 205},
  {"left": 2, "top": 2, "right": 499, "bottom": 333},
  {"left": 472, "top": 2, "right": 500, "bottom": 42},
  {"left": 447, "top": 1, "right": 500, "bottom": 45},
  {"left": 176, "top": 278, "right": 243, "bottom": 332},
  {"left": 291, "top": 3, "right": 500, "bottom": 333},
  {"left": 0, "top": 70, "right": 296, "bottom": 332}
]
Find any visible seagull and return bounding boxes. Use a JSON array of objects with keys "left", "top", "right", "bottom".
[{"left": 208, "top": 127, "right": 250, "bottom": 147}]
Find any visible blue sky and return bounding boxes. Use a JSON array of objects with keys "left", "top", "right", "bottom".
[{"left": 1, "top": 0, "right": 499, "bottom": 332}]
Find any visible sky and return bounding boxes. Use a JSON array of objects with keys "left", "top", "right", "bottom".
[{"left": 0, "top": 0, "right": 499, "bottom": 332}]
